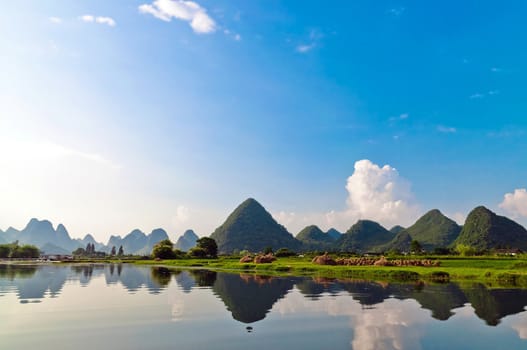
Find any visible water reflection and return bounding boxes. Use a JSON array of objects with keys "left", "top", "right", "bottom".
[{"left": 2, "top": 263, "right": 527, "bottom": 329}]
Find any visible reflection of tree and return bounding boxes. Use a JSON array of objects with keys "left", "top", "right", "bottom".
[
  {"left": 212, "top": 273, "right": 294, "bottom": 323},
  {"left": 150, "top": 267, "right": 172, "bottom": 288},
  {"left": 189, "top": 270, "right": 217, "bottom": 287},
  {"left": 0, "top": 265, "right": 36, "bottom": 280}
]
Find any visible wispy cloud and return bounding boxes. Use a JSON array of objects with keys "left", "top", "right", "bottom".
[
  {"left": 389, "top": 113, "right": 409, "bottom": 122},
  {"left": 470, "top": 90, "right": 499, "bottom": 99},
  {"left": 437, "top": 125, "right": 457, "bottom": 133},
  {"left": 49, "top": 17, "right": 62, "bottom": 24},
  {"left": 387, "top": 7, "right": 405, "bottom": 17},
  {"left": 139, "top": 0, "right": 216, "bottom": 34},
  {"left": 79, "top": 15, "right": 116, "bottom": 27},
  {"left": 224, "top": 29, "right": 241, "bottom": 41},
  {"left": 491, "top": 67, "right": 502, "bottom": 73},
  {"left": 296, "top": 29, "right": 323, "bottom": 54}
]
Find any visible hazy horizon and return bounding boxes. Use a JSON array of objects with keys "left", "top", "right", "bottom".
[{"left": 2, "top": 1, "right": 527, "bottom": 242}]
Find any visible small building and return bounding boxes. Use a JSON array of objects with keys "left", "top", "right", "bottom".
[{"left": 494, "top": 248, "right": 522, "bottom": 256}]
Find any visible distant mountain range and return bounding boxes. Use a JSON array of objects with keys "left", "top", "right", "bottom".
[
  {"left": 3, "top": 198, "right": 527, "bottom": 255},
  {"left": 0, "top": 219, "right": 196, "bottom": 256},
  {"left": 209, "top": 198, "right": 527, "bottom": 254},
  {"left": 175, "top": 230, "right": 199, "bottom": 251}
]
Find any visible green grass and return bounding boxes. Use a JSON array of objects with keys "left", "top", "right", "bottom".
[{"left": 131, "top": 255, "right": 527, "bottom": 286}]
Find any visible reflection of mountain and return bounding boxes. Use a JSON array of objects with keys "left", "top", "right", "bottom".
[
  {"left": 212, "top": 273, "right": 295, "bottom": 323},
  {"left": 294, "top": 278, "right": 527, "bottom": 325},
  {"left": 0, "top": 265, "right": 67, "bottom": 301},
  {"left": 462, "top": 283, "right": 527, "bottom": 326}
]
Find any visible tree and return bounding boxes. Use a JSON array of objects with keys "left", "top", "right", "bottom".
[
  {"left": 410, "top": 240, "right": 422, "bottom": 254},
  {"left": 111, "top": 246, "right": 116, "bottom": 256},
  {"left": 275, "top": 247, "right": 296, "bottom": 257},
  {"left": 0, "top": 245, "right": 10, "bottom": 258},
  {"left": 152, "top": 239, "right": 176, "bottom": 259},
  {"left": 72, "top": 247, "right": 87, "bottom": 256},
  {"left": 118, "top": 245, "right": 124, "bottom": 256},
  {"left": 196, "top": 237, "right": 218, "bottom": 258},
  {"left": 263, "top": 246, "right": 273, "bottom": 255},
  {"left": 455, "top": 243, "right": 476, "bottom": 256},
  {"left": 188, "top": 247, "right": 207, "bottom": 258},
  {"left": 11, "top": 244, "right": 39, "bottom": 258}
]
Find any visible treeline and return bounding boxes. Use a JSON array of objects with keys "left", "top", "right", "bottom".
[
  {"left": 73, "top": 243, "right": 124, "bottom": 257},
  {"left": 152, "top": 238, "right": 217, "bottom": 259},
  {"left": 0, "top": 242, "right": 40, "bottom": 258}
]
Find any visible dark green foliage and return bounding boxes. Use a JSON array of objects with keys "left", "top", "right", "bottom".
[
  {"left": 189, "top": 247, "right": 207, "bottom": 258},
  {"left": 263, "top": 246, "right": 273, "bottom": 254},
  {"left": 210, "top": 198, "right": 300, "bottom": 254},
  {"left": 152, "top": 239, "right": 177, "bottom": 259},
  {"left": 454, "top": 206, "right": 527, "bottom": 250},
  {"left": 0, "top": 245, "right": 10, "bottom": 258},
  {"left": 296, "top": 225, "right": 335, "bottom": 252},
  {"left": 0, "top": 242, "right": 40, "bottom": 258},
  {"left": 404, "top": 209, "right": 461, "bottom": 250},
  {"left": 379, "top": 230, "right": 412, "bottom": 253},
  {"left": 337, "top": 220, "right": 394, "bottom": 252},
  {"left": 433, "top": 247, "right": 453, "bottom": 255},
  {"left": 326, "top": 228, "right": 342, "bottom": 240},
  {"left": 111, "top": 246, "right": 116, "bottom": 256},
  {"left": 196, "top": 237, "right": 218, "bottom": 258},
  {"left": 410, "top": 240, "right": 422, "bottom": 254},
  {"left": 275, "top": 247, "right": 296, "bottom": 257},
  {"left": 118, "top": 245, "right": 124, "bottom": 256}
]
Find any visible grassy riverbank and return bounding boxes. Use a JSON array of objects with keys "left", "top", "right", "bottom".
[{"left": 133, "top": 255, "right": 527, "bottom": 286}]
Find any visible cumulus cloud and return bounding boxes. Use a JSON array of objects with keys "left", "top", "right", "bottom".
[
  {"left": 499, "top": 189, "right": 527, "bottom": 218},
  {"left": 342, "top": 160, "right": 419, "bottom": 227},
  {"left": 139, "top": 0, "right": 216, "bottom": 34},
  {"left": 79, "top": 15, "right": 116, "bottom": 27},
  {"left": 274, "top": 159, "right": 420, "bottom": 233}
]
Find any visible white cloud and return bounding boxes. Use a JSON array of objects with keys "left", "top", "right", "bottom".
[
  {"left": 296, "top": 29, "right": 323, "bottom": 53},
  {"left": 274, "top": 159, "right": 420, "bottom": 233},
  {"left": 488, "top": 90, "right": 499, "bottom": 95},
  {"left": 139, "top": 0, "right": 216, "bottom": 34},
  {"left": 172, "top": 205, "right": 190, "bottom": 226},
  {"left": 491, "top": 67, "right": 502, "bottom": 72},
  {"left": 343, "top": 160, "right": 419, "bottom": 227},
  {"left": 449, "top": 212, "right": 466, "bottom": 225},
  {"left": 296, "top": 44, "right": 315, "bottom": 53},
  {"left": 80, "top": 15, "right": 95, "bottom": 23},
  {"left": 499, "top": 189, "right": 527, "bottom": 218},
  {"left": 79, "top": 15, "right": 116, "bottom": 27},
  {"left": 389, "top": 113, "right": 409, "bottom": 122},
  {"left": 437, "top": 125, "right": 457, "bottom": 133},
  {"left": 96, "top": 17, "right": 116, "bottom": 27},
  {"left": 388, "top": 7, "right": 405, "bottom": 17},
  {"left": 49, "top": 17, "right": 62, "bottom": 24},
  {"left": 470, "top": 93, "right": 484, "bottom": 99}
]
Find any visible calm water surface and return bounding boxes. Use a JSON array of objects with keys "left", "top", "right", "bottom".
[{"left": 1, "top": 264, "right": 527, "bottom": 349}]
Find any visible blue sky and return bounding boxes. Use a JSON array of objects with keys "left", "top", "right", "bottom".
[{"left": 1, "top": 1, "right": 527, "bottom": 242}]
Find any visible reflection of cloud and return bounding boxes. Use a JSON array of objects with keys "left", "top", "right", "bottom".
[
  {"left": 273, "top": 289, "right": 431, "bottom": 350},
  {"left": 510, "top": 309, "right": 527, "bottom": 339},
  {"left": 351, "top": 299, "right": 427, "bottom": 350}
]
